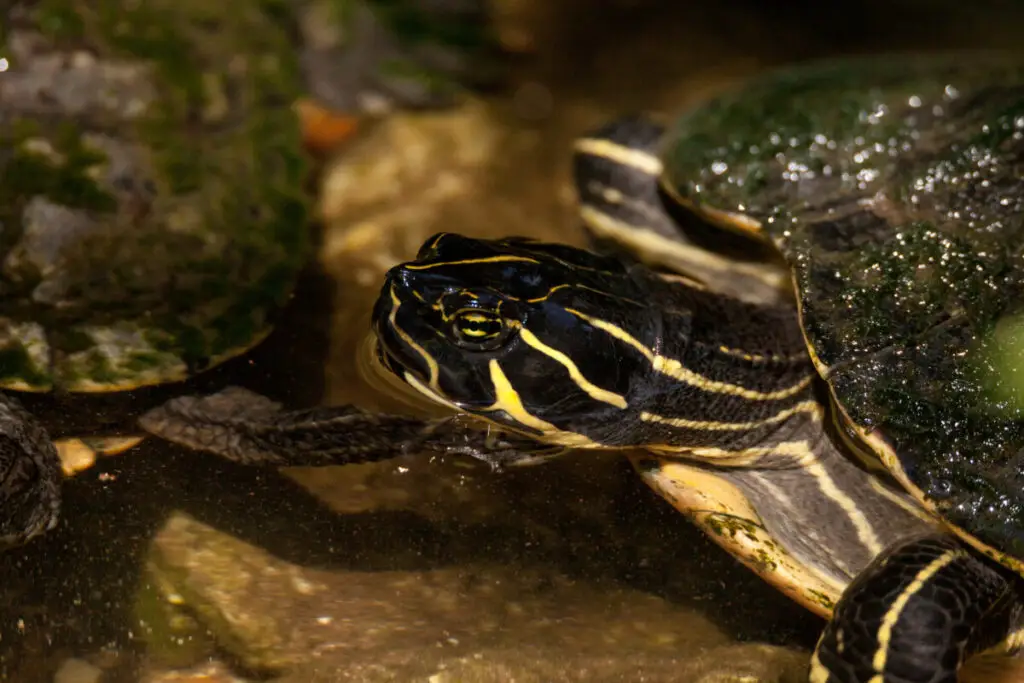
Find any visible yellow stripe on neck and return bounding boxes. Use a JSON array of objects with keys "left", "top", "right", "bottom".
[{"left": 566, "top": 308, "right": 812, "bottom": 401}]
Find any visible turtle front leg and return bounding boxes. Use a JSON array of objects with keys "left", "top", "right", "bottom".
[
  {"left": 139, "top": 386, "right": 546, "bottom": 469},
  {"left": 811, "top": 534, "right": 1024, "bottom": 683},
  {"left": 0, "top": 393, "right": 62, "bottom": 549}
]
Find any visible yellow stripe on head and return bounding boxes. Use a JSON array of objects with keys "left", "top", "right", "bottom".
[
  {"left": 518, "top": 328, "right": 628, "bottom": 409},
  {"left": 485, "top": 360, "right": 601, "bottom": 448},
  {"left": 388, "top": 286, "right": 440, "bottom": 391},
  {"left": 404, "top": 255, "right": 540, "bottom": 270}
]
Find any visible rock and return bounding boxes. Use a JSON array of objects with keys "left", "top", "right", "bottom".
[
  {"left": 318, "top": 98, "right": 577, "bottom": 287},
  {"left": 141, "top": 511, "right": 809, "bottom": 680},
  {"left": 52, "top": 658, "right": 102, "bottom": 683},
  {"left": 1, "top": 0, "right": 308, "bottom": 391},
  {"left": 297, "top": 0, "right": 502, "bottom": 112},
  {"left": 686, "top": 643, "right": 810, "bottom": 683},
  {"left": 139, "top": 661, "right": 251, "bottom": 683}
]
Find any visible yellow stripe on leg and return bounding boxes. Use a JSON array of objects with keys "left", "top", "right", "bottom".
[{"left": 869, "top": 549, "right": 963, "bottom": 682}]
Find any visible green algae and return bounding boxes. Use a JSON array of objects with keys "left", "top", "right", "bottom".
[{"left": 2, "top": 0, "right": 310, "bottom": 391}]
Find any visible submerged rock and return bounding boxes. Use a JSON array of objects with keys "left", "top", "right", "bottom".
[{"left": 140, "top": 512, "right": 808, "bottom": 681}]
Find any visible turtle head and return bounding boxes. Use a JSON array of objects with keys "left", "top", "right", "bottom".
[{"left": 372, "top": 232, "right": 671, "bottom": 446}]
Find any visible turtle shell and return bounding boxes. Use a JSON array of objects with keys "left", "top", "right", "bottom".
[
  {"left": 0, "top": 1, "right": 308, "bottom": 394},
  {"left": 659, "top": 54, "right": 1024, "bottom": 568}
]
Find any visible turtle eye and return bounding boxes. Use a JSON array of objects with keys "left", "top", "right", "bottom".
[{"left": 450, "top": 309, "right": 513, "bottom": 350}]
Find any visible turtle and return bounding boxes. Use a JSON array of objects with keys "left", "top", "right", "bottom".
[
  {"left": 139, "top": 53, "right": 1024, "bottom": 682},
  {"left": 0, "top": 0, "right": 310, "bottom": 550}
]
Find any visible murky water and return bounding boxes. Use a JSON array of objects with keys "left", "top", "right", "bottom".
[{"left": 3, "top": 1, "right": 1024, "bottom": 681}]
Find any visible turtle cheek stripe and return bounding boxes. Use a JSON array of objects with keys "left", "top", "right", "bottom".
[
  {"left": 517, "top": 328, "right": 628, "bottom": 409},
  {"left": 381, "top": 286, "right": 441, "bottom": 394}
]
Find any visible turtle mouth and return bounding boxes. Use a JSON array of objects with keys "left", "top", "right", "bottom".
[
  {"left": 371, "top": 267, "right": 448, "bottom": 396},
  {"left": 357, "top": 334, "right": 456, "bottom": 416}
]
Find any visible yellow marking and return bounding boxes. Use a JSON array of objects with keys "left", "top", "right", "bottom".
[
  {"left": 600, "top": 186, "right": 626, "bottom": 205},
  {"left": 717, "top": 344, "right": 807, "bottom": 365},
  {"left": 454, "top": 309, "right": 502, "bottom": 338},
  {"left": 653, "top": 355, "right": 813, "bottom": 400},
  {"left": 423, "top": 233, "right": 447, "bottom": 253},
  {"left": 867, "top": 478, "right": 938, "bottom": 525},
  {"left": 658, "top": 176, "right": 764, "bottom": 236},
  {"left": 357, "top": 337, "right": 452, "bottom": 418},
  {"left": 459, "top": 312, "right": 491, "bottom": 322},
  {"left": 656, "top": 272, "right": 708, "bottom": 291},
  {"left": 518, "top": 328, "right": 628, "bottom": 409},
  {"left": 578, "top": 205, "right": 787, "bottom": 296},
  {"left": 526, "top": 283, "right": 571, "bottom": 303},
  {"left": 485, "top": 360, "right": 601, "bottom": 448},
  {"left": 809, "top": 648, "right": 830, "bottom": 683},
  {"left": 685, "top": 441, "right": 813, "bottom": 460},
  {"left": 830, "top": 395, "right": 1024, "bottom": 576},
  {"left": 501, "top": 282, "right": 614, "bottom": 305},
  {"left": 404, "top": 255, "right": 539, "bottom": 270},
  {"left": 641, "top": 399, "right": 819, "bottom": 431},
  {"left": 394, "top": 347, "right": 601, "bottom": 449},
  {"left": 677, "top": 445, "right": 774, "bottom": 466},
  {"left": 687, "top": 436, "right": 884, "bottom": 556},
  {"left": 486, "top": 358, "right": 553, "bottom": 433},
  {"left": 869, "top": 549, "right": 963, "bottom": 683},
  {"left": 800, "top": 454, "right": 884, "bottom": 557},
  {"left": 516, "top": 282, "right": 645, "bottom": 307},
  {"left": 635, "top": 457, "right": 844, "bottom": 617},
  {"left": 387, "top": 286, "right": 440, "bottom": 391},
  {"left": 403, "top": 371, "right": 466, "bottom": 414},
  {"left": 573, "top": 137, "right": 663, "bottom": 176},
  {"left": 972, "top": 623, "right": 1024, "bottom": 662},
  {"left": 565, "top": 308, "right": 812, "bottom": 401}
]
